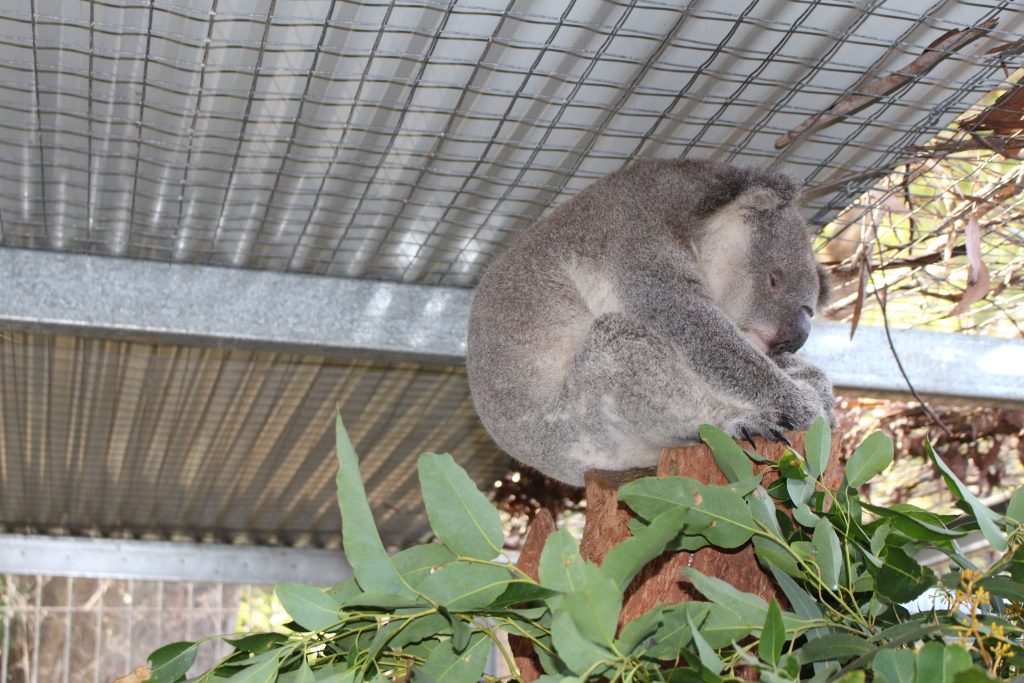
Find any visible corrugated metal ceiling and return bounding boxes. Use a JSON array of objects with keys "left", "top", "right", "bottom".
[{"left": 0, "top": 0, "right": 1022, "bottom": 547}]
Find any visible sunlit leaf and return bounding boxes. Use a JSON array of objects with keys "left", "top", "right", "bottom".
[
  {"left": 418, "top": 452, "right": 504, "bottom": 560},
  {"left": 334, "top": 413, "right": 411, "bottom": 596},
  {"left": 275, "top": 583, "right": 342, "bottom": 632},
  {"left": 925, "top": 439, "right": 1006, "bottom": 552},
  {"left": 146, "top": 642, "right": 198, "bottom": 683},
  {"left": 804, "top": 417, "right": 831, "bottom": 479},
  {"left": 845, "top": 432, "right": 894, "bottom": 489}
]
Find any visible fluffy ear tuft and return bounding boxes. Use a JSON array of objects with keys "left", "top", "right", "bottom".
[
  {"left": 816, "top": 262, "right": 832, "bottom": 310},
  {"left": 736, "top": 186, "right": 786, "bottom": 212}
]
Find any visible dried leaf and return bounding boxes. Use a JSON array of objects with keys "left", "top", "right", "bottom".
[
  {"left": 776, "top": 19, "right": 997, "bottom": 149},
  {"left": 949, "top": 215, "right": 991, "bottom": 316}
]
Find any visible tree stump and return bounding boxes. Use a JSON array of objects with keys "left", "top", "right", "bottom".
[
  {"left": 510, "top": 429, "right": 843, "bottom": 682},
  {"left": 580, "top": 430, "right": 843, "bottom": 627}
]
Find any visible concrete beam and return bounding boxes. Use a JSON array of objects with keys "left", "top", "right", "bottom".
[
  {"left": 0, "top": 534, "right": 351, "bottom": 585},
  {"left": 1, "top": 247, "right": 1021, "bottom": 404}
]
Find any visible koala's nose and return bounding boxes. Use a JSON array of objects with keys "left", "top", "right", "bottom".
[{"left": 771, "top": 306, "right": 812, "bottom": 354}]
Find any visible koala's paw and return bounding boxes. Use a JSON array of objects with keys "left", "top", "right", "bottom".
[
  {"left": 724, "top": 409, "right": 804, "bottom": 449},
  {"left": 772, "top": 353, "right": 837, "bottom": 426}
]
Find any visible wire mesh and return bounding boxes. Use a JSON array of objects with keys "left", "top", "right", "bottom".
[
  {"left": 0, "top": 574, "right": 276, "bottom": 683},
  {"left": 0, "top": 0, "right": 1021, "bottom": 287}
]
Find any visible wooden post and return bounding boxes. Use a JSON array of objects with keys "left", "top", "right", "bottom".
[
  {"left": 579, "top": 430, "right": 843, "bottom": 627},
  {"left": 509, "top": 508, "right": 556, "bottom": 683}
]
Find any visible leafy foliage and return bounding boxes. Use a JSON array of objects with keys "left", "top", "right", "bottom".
[{"left": 148, "top": 416, "right": 1024, "bottom": 682}]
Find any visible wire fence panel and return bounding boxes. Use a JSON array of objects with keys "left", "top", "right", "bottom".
[{"left": 0, "top": 1, "right": 1020, "bottom": 286}]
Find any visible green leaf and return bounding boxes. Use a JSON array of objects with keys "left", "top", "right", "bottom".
[
  {"left": 876, "top": 547, "right": 935, "bottom": 603},
  {"left": 538, "top": 529, "right": 587, "bottom": 592},
  {"left": 767, "top": 564, "right": 827, "bottom": 641},
  {"left": 844, "top": 431, "right": 894, "bottom": 488},
  {"left": 796, "top": 633, "right": 872, "bottom": 664},
  {"left": 388, "top": 612, "right": 452, "bottom": 647},
  {"left": 334, "top": 413, "right": 411, "bottom": 596},
  {"left": 779, "top": 449, "right": 806, "bottom": 479},
  {"left": 951, "top": 668, "right": 1001, "bottom": 683},
  {"left": 416, "top": 631, "right": 491, "bottom": 683},
  {"left": 622, "top": 478, "right": 757, "bottom": 549},
  {"left": 390, "top": 543, "right": 457, "bottom": 588},
  {"left": 699, "top": 424, "right": 754, "bottom": 482},
  {"left": 561, "top": 563, "right": 622, "bottom": 647},
  {"left": 793, "top": 503, "right": 821, "bottom": 527},
  {"left": 748, "top": 486, "right": 783, "bottom": 536},
  {"left": 616, "top": 606, "right": 665, "bottom": 654},
  {"left": 340, "top": 591, "right": 422, "bottom": 610},
  {"left": 147, "top": 641, "right": 198, "bottom": 683},
  {"left": 275, "top": 583, "right": 342, "bottom": 632},
  {"left": 787, "top": 477, "right": 815, "bottom": 507},
  {"left": 681, "top": 569, "right": 808, "bottom": 636},
  {"left": 754, "top": 536, "right": 803, "bottom": 580},
  {"left": 687, "top": 609, "right": 723, "bottom": 674},
  {"left": 862, "top": 503, "right": 966, "bottom": 541},
  {"left": 979, "top": 576, "right": 1024, "bottom": 602},
  {"left": 804, "top": 417, "right": 831, "bottom": 479},
  {"left": 229, "top": 655, "right": 280, "bottom": 683},
  {"left": 224, "top": 633, "right": 288, "bottom": 654},
  {"left": 294, "top": 662, "right": 316, "bottom": 683},
  {"left": 925, "top": 439, "right": 1007, "bottom": 552},
  {"left": 550, "top": 609, "right": 613, "bottom": 675},
  {"left": 813, "top": 517, "right": 842, "bottom": 590},
  {"left": 874, "top": 648, "right": 915, "bottom": 683},
  {"left": 487, "top": 580, "right": 558, "bottom": 609},
  {"left": 759, "top": 598, "right": 785, "bottom": 666},
  {"left": 601, "top": 507, "right": 687, "bottom": 591},
  {"left": 418, "top": 452, "right": 504, "bottom": 560},
  {"left": 416, "top": 560, "right": 514, "bottom": 611},
  {"left": 915, "top": 641, "right": 972, "bottom": 683},
  {"left": 1007, "top": 486, "right": 1024, "bottom": 523}
]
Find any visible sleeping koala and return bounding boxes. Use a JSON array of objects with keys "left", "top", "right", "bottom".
[{"left": 466, "top": 159, "right": 836, "bottom": 486}]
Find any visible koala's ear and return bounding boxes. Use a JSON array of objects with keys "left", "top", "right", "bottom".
[
  {"left": 735, "top": 186, "right": 787, "bottom": 212},
  {"left": 816, "top": 262, "right": 832, "bottom": 310}
]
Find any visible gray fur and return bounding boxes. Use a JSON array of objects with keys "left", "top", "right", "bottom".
[{"left": 466, "top": 159, "right": 836, "bottom": 486}]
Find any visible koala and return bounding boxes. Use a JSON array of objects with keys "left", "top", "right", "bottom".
[{"left": 466, "top": 159, "right": 836, "bottom": 486}]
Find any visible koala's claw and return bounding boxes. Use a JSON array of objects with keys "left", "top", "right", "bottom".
[
  {"left": 768, "top": 428, "right": 792, "bottom": 447},
  {"left": 741, "top": 426, "right": 757, "bottom": 450},
  {"left": 779, "top": 414, "right": 797, "bottom": 430}
]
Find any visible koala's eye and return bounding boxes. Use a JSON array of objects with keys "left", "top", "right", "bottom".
[{"left": 769, "top": 272, "right": 780, "bottom": 291}]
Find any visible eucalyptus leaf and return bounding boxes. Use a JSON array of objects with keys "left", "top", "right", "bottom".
[
  {"left": 228, "top": 656, "right": 280, "bottom": 683},
  {"left": 687, "top": 609, "right": 724, "bottom": 674},
  {"left": 804, "top": 416, "right": 830, "bottom": 479},
  {"left": 845, "top": 431, "right": 894, "bottom": 488},
  {"left": 787, "top": 477, "right": 815, "bottom": 507},
  {"left": 147, "top": 641, "right": 198, "bottom": 683},
  {"left": 767, "top": 565, "right": 827, "bottom": 641},
  {"left": 876, "top": 547, "right": 935, "bottom": 603},
  {"left": 418, "top": 452, "right": 504, "bottom": 560},
  {"left": 759, "top": 598, "right": 785, "bottom": 666},
  {"left": 979, "top": 576, "right": 1024, "bottom": 602},
  {"left": 796, "top": 633, "right": 872, "bottom": 664},
  {"left": 748, "top": 486, "right": 784, "bottom": 537},
  {"left": 225, "top": 634, "right": 288, "bottom": 654},
  {"left": 699, "top": 424, "right": 754, "bottom": 482},
  {"left": 925, "top": 439, "right": 1006, "bottom": 552},
  {"left": 416, "top": 560, "right": 515, "bottom": 611},
  {"left": 390, "top": 543, "right": 457, "bottom": 588},
  {"left": 779, "top": 449, "right": 806, "bottom": 479},
  {"left": 1007, "top": 486, "right": 1024, "bottom": 524},
  {"left": 551, "top": 609, "right": 613, "bottom": 675},
  {"left": 915, "top": 641, "right": 972, "bottom": 683},
  {"left": 416, "top": 631, "right": 491, "bottom": 683},
  {"left": 793, "top": 503, "right": 821, "bottom": 527},
  {"left": 601, "top": 507, "right": 687, "bottom": 591},
  {"left": 812, "top": 517, "right": 842, "bottom": 590},
  {"left": 874, "top": 649, "right": 915, "bottom": 683},
  {"left": 561, "top": 563, "right": 622, "bottom": 647},
  {"left": 538, "top": 529, "right": 588, "bottom": 592},
  {"left": 616, "top": 605, "right": 665, "bottom": 654},
  {"left": 334, "top": 413, "right": 411, "bottom": 596},
  {"left": 275, "top": 583, "right": 342, "bottom": 632}
]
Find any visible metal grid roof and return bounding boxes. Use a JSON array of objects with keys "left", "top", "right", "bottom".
[
  {"left": 1, "top": 1, "right": 1019, "bottom": 285},
  {"left": 0, "top": 0, "right": 1022, "bottom": 547}
]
